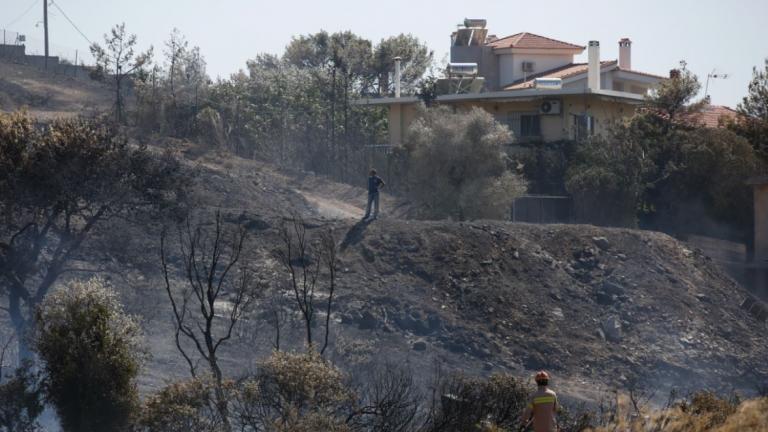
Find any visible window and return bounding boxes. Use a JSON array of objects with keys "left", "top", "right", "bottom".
[
  {"left": 573, "top": 114, "right": 595, "bottom": 140},
  {"left": 500, "top": 112, "right": 541, "bottom": 140},
  {"left": 520, "top": 114, "right": 541, "bottom": 137}
]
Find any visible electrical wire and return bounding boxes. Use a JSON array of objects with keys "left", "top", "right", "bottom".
[
  {"left": 50, "top": 0, "right": 92, "bottom": 45},
  {"left": 4, "top": 0, "right": 41, "bottom": 29}
]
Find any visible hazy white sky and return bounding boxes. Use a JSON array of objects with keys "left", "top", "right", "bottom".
[{"left": 3, "top": 0, "right": 767, "bottom": 107}]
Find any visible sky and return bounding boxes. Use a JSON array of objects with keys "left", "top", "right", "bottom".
[{"left": 2, "top": 0, "right": 767, "bottom": 107}]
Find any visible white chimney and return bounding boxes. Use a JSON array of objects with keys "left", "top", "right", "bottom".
[
  {"left": 587, "top": 40, "right": 600, "bottom": 91},
  {"left": 618, "top": 38, "right": 632, "bottom": 70},
  {"left": 394, "top": 56, "right": 402, "bottom": 98}
]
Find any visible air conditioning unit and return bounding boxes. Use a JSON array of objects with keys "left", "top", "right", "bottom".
[
  {"left": 539, "top": 99, "right": 561, "bottom": 115},
  {"left": 521, "top": 62, "right": 535, "bottom": 73}
]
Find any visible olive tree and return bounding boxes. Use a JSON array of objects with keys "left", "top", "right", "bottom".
[
  {"left": 0, "top": 112, "right": 184, "bottom": 363},
  {"left": 404, "top": 106, "right": 526, "bottom": 220},
  {"left": 34, "top": 278, "right": 144, "bottom": 432}
]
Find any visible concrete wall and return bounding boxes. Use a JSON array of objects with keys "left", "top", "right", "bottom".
[
  {"left": 0, "top": 44, "right": 25, "bottom": 59},
  {"left": 388, "top": 103, "right": 420, "bottom": 146},
  {"left": 0, "top": 44, "right": 90, "bottom": 77},
  {"left": 450, "top": 45, "right": 499, "bottom": 91}
]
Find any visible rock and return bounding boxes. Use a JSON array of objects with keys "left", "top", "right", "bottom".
[
  {"left": 357, "top": 310, "right": 379, "bottom": 330},
  {"left": 428, "top": 314, "right": 444, "bottom": 332},
  {"left": 602, "top": 281, "right": 626, "bottom": 296},
  {"left": 412, "top": 340, "right": 427, "bottom": 351},
  {"left": 596, "top": 291, "right": 616, "bottom": 306},
  {"left": 483, "top": 362, "right": 494, "bottom": 371},
  {"left": 602, "top": 316, "right": 622, "bottom": 342},
  {"left": 596, "top": 328, "right": 606, "bottom": 341},
  {"left": 695, "top": 293, "right": 711, "bottom": 303},
  {"left": 552, "top": 307, "right": 564, "bottom": 320},
  {"left": 593, "top": 236, "right": 611, "bottom": 251},
  {"left": 360, "top": 246, "right": 376, "bottom": 263}
]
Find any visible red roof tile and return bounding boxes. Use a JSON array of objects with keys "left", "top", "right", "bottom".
[
  {"left": 486, "top": 32, "right": 585, "bottom": 50},
  {"left": 689, "top": 105, "right": 739, "bottom": 128}
]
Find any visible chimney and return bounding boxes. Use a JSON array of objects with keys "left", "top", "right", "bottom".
[
  {"left": 618, "top": 38, "right": 632, "bottom": 70},
  {"left": 394, "top": 56, "right": 402, "bottom": 98},
  {"left": 588, "top": 40, "right": 600, "bottom": 91}
]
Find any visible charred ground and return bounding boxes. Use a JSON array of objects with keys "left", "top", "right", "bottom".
[{"left": 67, "top": 146, "right": 767, "bottom": 404}]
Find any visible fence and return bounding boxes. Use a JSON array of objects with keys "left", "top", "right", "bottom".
[{"left": 511, "top": 195, "right": 572, "bottom": 224}]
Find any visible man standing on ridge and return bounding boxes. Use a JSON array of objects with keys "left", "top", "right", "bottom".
[
  {"left": 363, "top": 169, "right": 385, "bottom": 221},
  {"left": 521, "top": 371, "right": 559, "bottom": 432}
]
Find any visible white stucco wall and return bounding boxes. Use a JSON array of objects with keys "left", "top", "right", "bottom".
[{"left": 498, "top": 53, "right": 573, "bottom": 86}]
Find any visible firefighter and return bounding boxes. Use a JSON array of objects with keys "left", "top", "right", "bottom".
[{"left": 520, "top": 371, "right": 559, "bottom": 432}]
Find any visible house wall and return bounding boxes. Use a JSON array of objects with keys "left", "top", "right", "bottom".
[
  {"left": 755, "top": 184, "right": 768, "bottom": 262},
  {"left": 386, "top": 95, "right": 636, "bottom": 146},
  {"left": 498, "top": 53, "right": 573, "bottom": 87},
  {"left": 388, "top": 103, "right": 420, "bottom": 146},
  {"left": 451, "top": 96, "right": 632, "bottom": 141}
]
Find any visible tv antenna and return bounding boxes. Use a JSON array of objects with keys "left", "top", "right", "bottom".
[{"left": 704, "top": 69, "right": 729, "bottom": 100}]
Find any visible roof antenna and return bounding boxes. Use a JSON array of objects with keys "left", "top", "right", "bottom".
[{"left": 704, "top": 69, "right": 729, "bottom": 101}]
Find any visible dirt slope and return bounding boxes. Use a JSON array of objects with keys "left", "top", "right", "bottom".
[
  {"left": 0, "top": 60, "right": 112, "bottom": 119},
  {"left": 0, "top": 100, "right": 764, "bottom": 402},
  {"left": 109, "top": 148, "right": 767, "bottom": 401}
]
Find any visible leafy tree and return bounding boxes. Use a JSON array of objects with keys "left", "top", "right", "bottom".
[
  {"left": 90, "top": 23, "right": 153, "bottom": 123},
  {"left": 404, "top": 106, "right": 526, "bottom": 220},
  {"left": 728, "top": 58, "right": 768, "bottom": 161},
  {"left": 33, "top": 278, "right": 144, "bottom": 432},
  {"left": 566, "top": 134, "right": 650, "bottom": 227},
  {"left": 566, "top": 61, "right": 761, "bottom": 234},
  {"left": 372, "top": 34, "right": 433, "bottom": 96},
  {"left": 0, "top": 112, "right": 184, "bottom": 362}
]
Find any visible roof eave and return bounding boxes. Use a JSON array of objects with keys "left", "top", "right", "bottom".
[{"left": 353, "top": 96, "right": 420, "bottom": 106}]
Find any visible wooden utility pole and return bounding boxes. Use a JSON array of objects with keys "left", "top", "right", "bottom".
[{"left": 43, "top": 0, "right": 49, "bottom": 69}]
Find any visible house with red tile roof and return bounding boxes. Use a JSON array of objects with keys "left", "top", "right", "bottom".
[
  {"left": 358, "top": 19, "right": 668, "bottom": 146},
  {"left": 689, "top": 105, "right": 739, "bottom": 128}
]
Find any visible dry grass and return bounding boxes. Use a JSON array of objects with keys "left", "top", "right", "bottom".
[{"left": 588, "top": 393, "right": 767, "bottom": 432}]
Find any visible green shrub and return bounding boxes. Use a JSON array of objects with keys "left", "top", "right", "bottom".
[
  {"left": 139, "top": 378, "right": 229, "bottom": 432},
  {"left": 33, "top": 278, "right": 144, "bottom": 432}
]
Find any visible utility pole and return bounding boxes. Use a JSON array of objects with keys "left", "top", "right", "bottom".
[{"left": 43, "top": 0, "right": 49, "bottom": 69}]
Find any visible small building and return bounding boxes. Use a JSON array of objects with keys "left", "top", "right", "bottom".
[{"left": 358, "top": 18, "right": 667, "bottom": 146}]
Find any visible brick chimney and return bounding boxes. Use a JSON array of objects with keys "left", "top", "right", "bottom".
[
  {"left": 588, "top": 41, "right": 601, "bottom": 91},
  {"left": 618, "top": 38, "right": 632, "bottom": 70}
]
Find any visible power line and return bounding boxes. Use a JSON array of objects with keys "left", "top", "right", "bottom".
[
  {"left": 4, "top": 0, "right": 41, "bottom": 29},
  {"left": 49, "top": 0, "right": 92, "bottom": 46}
]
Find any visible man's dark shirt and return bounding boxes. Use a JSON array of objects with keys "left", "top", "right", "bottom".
[{"left": 368, "top": 176, "right": 384, "bottom": 194}]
